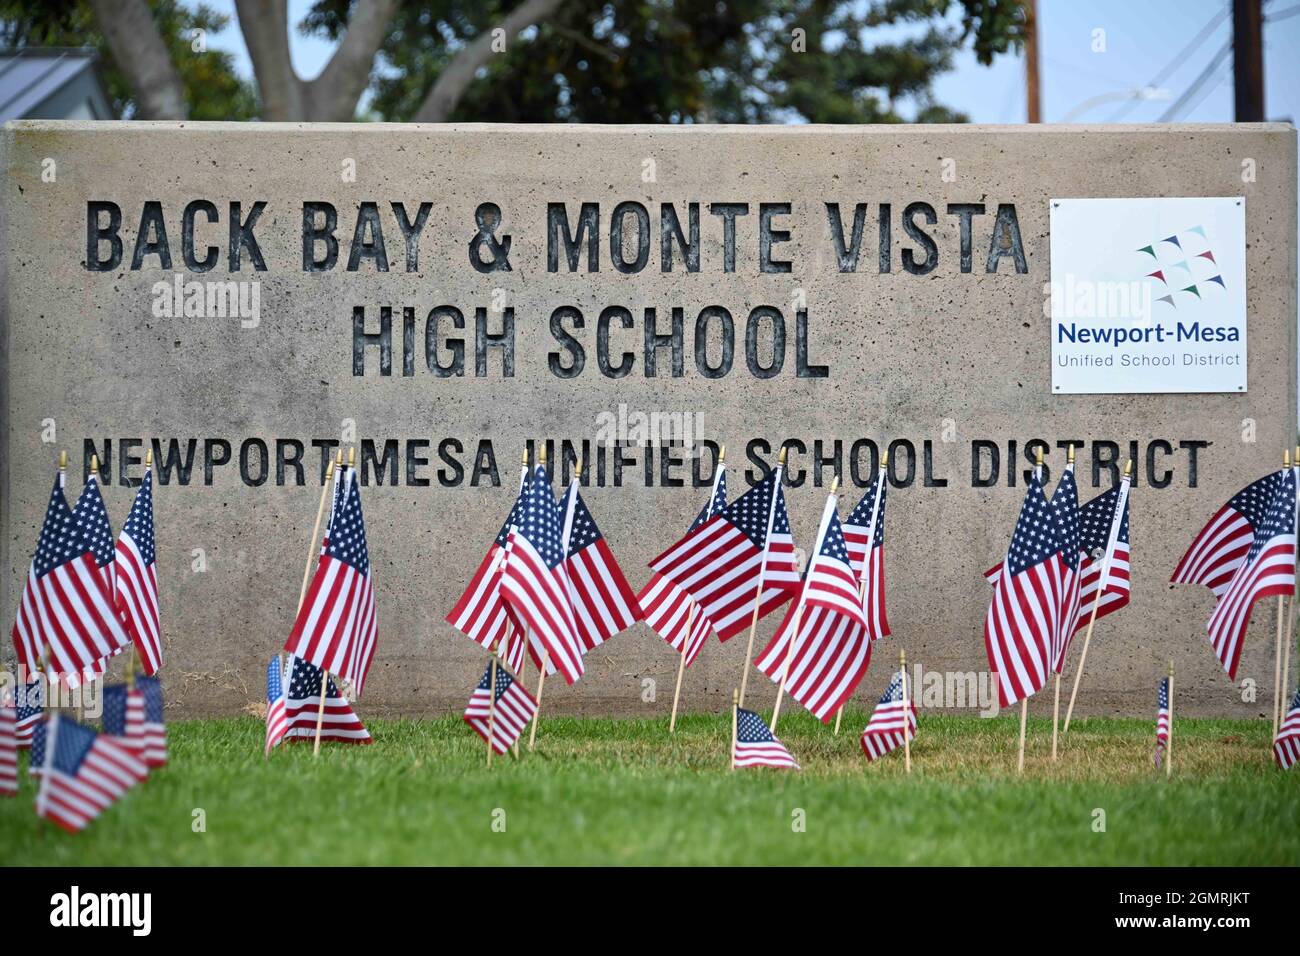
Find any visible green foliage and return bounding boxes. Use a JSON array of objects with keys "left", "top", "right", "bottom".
[
  {"left": 0, "top": 0, "right": 257, "bottom": 120},
  {"left": 2, "top": 713, "right": 1294, "bottom": 865},
  {"left": 305, "top": 0, "right": 1026, "bottom": 124}
]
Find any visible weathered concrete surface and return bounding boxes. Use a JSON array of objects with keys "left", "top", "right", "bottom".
[{"left": 0, "top": 121, "right": 1295, "bottom": 720}]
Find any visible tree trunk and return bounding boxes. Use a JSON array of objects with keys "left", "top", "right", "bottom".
[
  {"left": 89, "top": 0, "right": 188, "bottom": 120},
  {"left": 234, "top": 0, "right": 303, "bottom": 120},
  {"left": 413, "top": 0, "right": 569, "bottom": 123}
]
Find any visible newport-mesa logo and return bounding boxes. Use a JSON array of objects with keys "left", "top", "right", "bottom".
[
  {"left": 1137, "top": 223, "right": 1228, "bottom": 309},
  {"left": 49, "top": 886, "right": 151, "bottom": 936}
]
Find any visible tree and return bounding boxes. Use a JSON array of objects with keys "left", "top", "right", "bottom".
[
  {"left": 1, "top": 0, "right": 1026, "bottom": 124},
  {"left": 0, "top": 0, "right": 258, "bottom": 120}
]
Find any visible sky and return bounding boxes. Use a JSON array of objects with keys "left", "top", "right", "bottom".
[{"left": 196, "top": 0, "right": 1300, "bottom": 125}]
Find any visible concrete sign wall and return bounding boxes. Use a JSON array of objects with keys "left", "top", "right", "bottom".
[{"left": 0, "top": 121, "right": 1295, "bottom": 718}]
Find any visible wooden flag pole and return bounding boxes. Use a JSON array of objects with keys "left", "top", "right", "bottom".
[
  {"left": 669, "top": 445, "right": 724, "bottom": 734},
  {"left": 773, "top": 479, "right": 835, "bottom": 733},
  {"left": 1282, "top": 442, "right": 1299, "bottom": 711},
  {"left": 1017, "top": 699, "right": 1028, "bottom": 773},
  {"left": 1064, "top": 458, "right": 1133, "bottom": 734},
  {"left": 900, "top": 648, "right": 912, "bottom": 774},
  {"left": 300, "top": 451, "right": 341, "bottom": 611},
  {"left": 487, "top": 638, "right": 500, "bottom": 768},
  {"left": 730, "top": 688, "right": 739, "bottom": 771},
  {"left": 314, "top": 447, "right": 352, "bottom": 757},
  {"left": 738, "top": 447, "right": 787, "bottom": 708},
  {"left": 832, "top": 452, "right": 887, "bottom": 735},
  {"left": 668, "top": 603, "right": 696, "bottom": 733},
  {"left": 1166, "top": 658, "right": 1175, "bottom": 778},
  {"left": 1050, "top": 446, "right": 1080, "bottom": 761},
  {"left": 770, "top": 587, "right": 804, "bottom": 735},
  {"left": 528, "top": 445, "right": 566, "bottom": 751},
  {"left": 528, "top": 641, "right": 547, "bottom": 751},
  {"left": 1017, "top": 448, "right": 1045, "bottom": 774},
  {"left": 1275, "top": 449, "right": 1292, "bottom": 737}
]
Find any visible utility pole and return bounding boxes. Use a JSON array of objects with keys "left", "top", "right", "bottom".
[
  {"left": 1025, "top": 0, "right": 1041, "bottom": 123},
  {"left": 1233, "top": 0, "right": 1264, "bottom": 121}
]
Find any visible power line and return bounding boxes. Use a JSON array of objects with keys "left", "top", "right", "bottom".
[
  {"left": 1107, "top": 4, "right": 1231, "bottom": 121},
  {"left": 1158, "top": 38, "right": 1233, "bottom": 121}
]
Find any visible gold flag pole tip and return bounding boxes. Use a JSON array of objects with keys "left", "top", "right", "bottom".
[
  {"left": 1124, "top": 458, "right": 1133, "bottom": 477},
  {"left": 58, "top": 450, "right": 67, "bottom": 469}
]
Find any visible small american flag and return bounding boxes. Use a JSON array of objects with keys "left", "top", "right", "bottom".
[
  {"left": 135, "top": 675, "right": 167, "bottom": 767},
  {"left": 464, "top": 660, "right": 538, "bottom": 754},
  {"left": 73, "top": 472, "right": 118, "bottom": 603},
  {"left": 1074, "top": 474, "right": 1132, "bottom": 633},
  {"left": 1173, "top": 468, "right": 1297, "bottom": 678},
  {"left": 282, "top": 655, "right": 371, "bottom": 745},
  {"left": 860, "top": 671, "right": 917, "bottom": 762},
  {"left": 650, "top": 468, "right": 799, "bottom": 642},
  {"left": 284, "top": 471, "right": 378, "bottom": 696},
  {"left": 732, "top": 706, "right": 799, "bottom": 770},
  {"left": 14, "top": 676, "right": 43, "bottom": 749},
  {"left": 115, "top": 470, "right": 162, "bottom": 675},
  {"left": 1049, "top": 465, "right": 1083, "bottom": 674},
  {"left": 1273, "top": 686, "right": 1300, "bottom": 770},
  {"left": 639, "top": 464, "right": 728, "bottom": 668},
  {"left": 754, "top": 497, "right": 872, "bottom": 722},
  {"left": 101, "top": 682, "right": 149, "bottom": 771},
  {"left": 265, "top": 656, "right": 288, "bottom": 755},
  {"left": 1153, "top": 677, "right": 1170, "bottom": 767},
  {"left": 1174, "top": 471, "right": 1278, "bottom": 596},
  {"left": 446, "top": 465, "right": 529, "bottom": 656},
  {"left": 1205, "top": 468, "right": 1297, "bottom": 680},
  {"left": 28, "top": 716, "right": 46, "bottom": 777},
  {"left": 987, "top": 470, "right": 1132, "bottom": 644},
  {"left": 10, "top": 474, "right": 130, "bottom": 686},
  {"left": 501, "top": 465, "right": 585, "bottom": 684},
  {"left": 984, "top": 474, "right": 1067, "bottom": 708},
  {"left": 0, "top": 695, "right": 16, "bottom": 797},
  {"left": 35, "top": 714, "right": 148, "bottom": 833},
  {"left": 559, "top": 482, "right": 641, "bottom": 651},
  {"left": 843, "top": 467, "right": 890, "bottom": 640}
]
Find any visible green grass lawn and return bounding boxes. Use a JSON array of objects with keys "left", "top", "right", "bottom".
[{"left": 4, "top": 711, "right": 1297, "bottom": 865}]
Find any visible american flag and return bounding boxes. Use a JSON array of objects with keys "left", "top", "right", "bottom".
[
  {"left": 500, "top": 465, "right": 585, "bottom": 684},
  {"left": 732, "top": 707, "right": 800, "bottom": 770},
  {"left": 102, "top": 676, "right": 166, "bottom": 767},
  {"left": 265, "top": 656, "right": 288, "bottom": 755},
  {"left": 281, "top": 655, "right": 371, "bottom": 745},
  {"left": 1153, "top": 676, "right": 1170, "bottom": 767},
  {"left": 35, "top": 714, "right": 148, "bottom": 833},
  {"left": 14, "top": 676, "right": 42, "bottom": 748},
  {"left": 1073, "top": 475, "right": 1132, "bottom": 633},
  {"left": 984, "top": 474, "right": 1068, "bottom": 708},
  {"left": 73, "top": 472, "right": 118, "bottom": 601},
  {"left": 0, "top": 695, "right": 16, "bottom": 797},
  {"left": 638, "top": 464, "right": 728, "bottom": 668},
  {"left": 1049, "top": 464, "right": 1083, "bottom": 673},
  {"left": 446, "top": 464, "right": 530, "bottom": 656},
  {"left": 754, "top": 497, "right": 872, "bottom": 723},
  {"left": 1183, "top": 468, "right": 1297, "bottom": 680},
  {"left": 1173, "top": 471, "right": 1279, "bottom": 598},
  {"left": 1273, "top": 686, "right": 1300, "bottom": 770},
  {"left": 114, "top": 470, "right": 162, "bottom": 675},
  {"left": 559, "top": 482, "right": 641, "bottom": 650},
  {"left": 860, "top": 671, "right": 917, "bottom": 762},
  {"left": 843, "top": 468, "right": 890, "bottom": 640},
  {"left": 10, "top": 473, "right": 130, "bottom": 687},
  {"left": 284, "top": 471, "right": 378, "bottom": 696},
  {"left": 649, "top": 468, "right": 799, "bottom": 642},
  {"left": 29, "top": 716, "right": 46, "bottom": 777},
  {"left": 463, "top": 660, "right": 538, "bottom": 754}
]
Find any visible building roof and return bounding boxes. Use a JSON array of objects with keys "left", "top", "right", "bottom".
[{"left": 0, "top": 48, "right": 114, "bottom": 122}]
